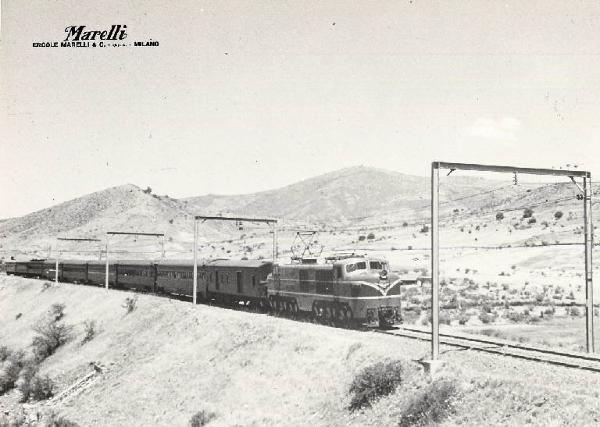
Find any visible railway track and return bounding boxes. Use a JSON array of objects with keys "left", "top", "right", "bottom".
[{"left": 377, "top": 325, "right": 600, "bottom": 373}]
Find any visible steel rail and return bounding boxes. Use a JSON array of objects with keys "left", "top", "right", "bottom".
[
  {"left": 400, "top": 325, "right": 600, "bottom": 362},
  {"left": 377, "top": 327, "right": 600, "bottom": 373}
]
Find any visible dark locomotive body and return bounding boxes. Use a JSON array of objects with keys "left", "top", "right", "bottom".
[{"left": 267, "top": 255, "right": 402, "bottom": 327}]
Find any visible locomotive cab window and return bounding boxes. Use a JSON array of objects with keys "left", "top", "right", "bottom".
[
  {"left": 369, "top": 261, "right": 383, "bottom": 270},
  {"left": 346, "top": 262, "right": 367, "bottom": 273}
]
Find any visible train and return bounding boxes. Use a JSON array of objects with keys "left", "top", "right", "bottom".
[{"left": 4, "top": 254, "right": 403, "bottom": 327}]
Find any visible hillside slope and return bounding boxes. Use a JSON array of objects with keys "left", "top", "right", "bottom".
[
  {"left": 1, "top": 166, "right": 596, "bottom": 262},
  {"left": 183, "top": 166, "right": 517, "bottom": 222},
  {"left": 2, "top": 276, "right": 600, "bottom": 426}
]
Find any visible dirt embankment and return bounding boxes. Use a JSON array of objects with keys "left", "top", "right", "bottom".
[{"left": 1, "top": 275, "right": 600, "bottom": 426}]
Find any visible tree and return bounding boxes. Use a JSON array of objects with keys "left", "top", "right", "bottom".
[
  {"left": 554, "top": 211, "right": 564, "bottom": 220},
  {"left": 495, "top": 212, "right": 504, "bottom": 221}
]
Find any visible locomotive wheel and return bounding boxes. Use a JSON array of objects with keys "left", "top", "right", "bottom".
[
  {"left": 335, "top": 305, "right": 345, "bottom": 327},
  {"left": 288, "top": 301, "right": 298, "bottom": 319},
  {"left": 312, "top": 303, "right": 322, "bottom": 324},
  {"left": 324, "top": 304, "right": 334, "bottom": 326},
  {"left": 341, "top": 306, "right": 352, "bottom": 328}
]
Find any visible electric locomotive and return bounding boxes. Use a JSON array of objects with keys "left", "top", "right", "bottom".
[{"left": 266, "top": 254, "right": 402, "bottom": 327}]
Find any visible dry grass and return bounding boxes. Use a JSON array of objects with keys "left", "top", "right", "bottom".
[{"left": 2, "top": 276, "right": 600, "bottom": 426}]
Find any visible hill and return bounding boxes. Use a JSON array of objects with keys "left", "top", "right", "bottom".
[
  {"left": 0, "top": 165, "right": 595, "bottom": 262},
  {"left": 1, "top": 276, "right": 600, "bottom": 426},
  {"left": 183, "top": 165, "right": 517, "bottom": 222}
]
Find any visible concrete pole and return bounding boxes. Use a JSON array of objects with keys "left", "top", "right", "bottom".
[
  {"left": 431, "top": 162, "right": 440, "bottom": 360},
  {"left": 584, "top": 175, "right": 594, "bottom": 353},
  {"left": 193, "top": 219, "right": 198, "bottom": 305},
  {"left": 272, "top": 223, "right": 278, "bottom": 262},
  {"left": 55, "top": 252, "right": 59, "bottom": 284},
  {"left": 105, "top": 237, "right": 110, "bottom": 290}
]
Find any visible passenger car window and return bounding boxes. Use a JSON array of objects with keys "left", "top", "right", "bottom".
[
  {"left": 356, "top": 262, "right": 366, "bottom": 270},
  {"left": 369, "top": 261, "right": 383, "bottom": 270}
]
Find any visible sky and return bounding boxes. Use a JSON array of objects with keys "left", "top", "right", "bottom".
[{"left": 1, "top": 0, "right": 599, "bottom": 218}]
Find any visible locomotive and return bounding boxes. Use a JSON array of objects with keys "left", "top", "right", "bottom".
[
  {"left": 267, "top": 254, "right": 402, "bottom": 327},
  {"left": 4, "top": 253, "right": 402, "bottom": 327}
]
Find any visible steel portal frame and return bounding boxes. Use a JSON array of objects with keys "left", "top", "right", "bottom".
[
  {"left": 104, "top": 231, "right": 165, "bottom": 290},
  {"left": 430, "top": 162, "right": 593, "bottom": 360}
]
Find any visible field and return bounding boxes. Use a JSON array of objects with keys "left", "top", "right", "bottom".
[{"left": 3, "top": 275, "right": 600, "bottom": 426}]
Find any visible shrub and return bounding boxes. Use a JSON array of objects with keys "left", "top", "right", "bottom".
[
  {"left": 348, "top": 360, "right": 404, "bottom": 411},
  {"left": 570, "top": 306, "right": 581, "bottom": 317},
  {"left": 0, "top": 350, "right": 25, "bottom": 394},
  {"left": 32, "top": 319, "right": 73, "bottom": 361},
  {"left": 189, "top": 410, "right": 217, "bottom": 427},
  {"left": 358, "top": 235, "right": 366, "bottom": 242},
  {"left": 507, "top": 311, "right": 526, "bottom": 323},
  {"left": 44, "top": 411, "right": 80, "bottom": 427},
  {"left": 367, "top": 233, "right": 375, "bottom": 240},
  {"left": 50, "top": 303, "right": 66, "bottom": 321},
  {"left": 0, "top": 346, "right": 12, "bottom": 362},
  {"left": 27, "top": 375, "right": 54, "bottom": 401},
  {"left": 143, "top": 186, "right": 152, "bottom": 194},
  {"left": 527, "top": 217, "right": 537, "bottom": 224},
  {"left": 123, "top": 295, "right": 138, "bottom": 314},
  {"left": 479, "top": 312, "right": 495, "bottom": 324},
  {"left": 458, "top": 313, "right": 470, "bottom": 325},
  {"left": 523, "top": 208, "right": 534, "bottom": 219},
  {"left": 82, "top": 320, "right": 97, "bottom": 344},
  {"left": 554, "top": 211, "right": 564, "bottom": 220},
  {"left": 399, "top": 378, "right": 459, "bottom": 427},
  {"left": 420, "top": 225, "right": 429, "bottom": 233}
]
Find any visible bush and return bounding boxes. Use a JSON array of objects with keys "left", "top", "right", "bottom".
[
  {"left": 523, "top": 208, "right": 534, "bottom": 219},
  {"left": 399, "top": 378, "right": 459, "bottom": 427},
  {"left": 554, "top": 211, "right": 564, "bottom": 220},
  {"left": 420, "top": 225, "right": 429, "bottom": 234},
  {"left": 27, "top": 375, "right": 54, "bottom": 401},
  {"left": 570, "top": 306, "right": 581, "bottom": 317},
  {"left": 189, "top": 410, "right": 217, "bottom": 427},
  {"left": 458, "top": 313, "right": 470, "bottom": 325},
  {"left": 367, "top": 233, "right": 375, "bottom": 240},
  {"left": 16, "top": 360, "right": 38, "bottom": 402},
  {"left": 348, "top": 360, "right": 404, "bottom": 411},
  {"left": 82, "top": 320, "right": 97, "bottom": 344},
  {"left": 123, "top": 295, "right": 138, "bottom": 314},
  {"left": 527, "top": 217, "right": 537, "bottom": 224},
  {"left": 143, "top": 186, "right": 152, "bottom": 194},
  {"left": 358, "top": 235, "right": 366, "bottom": 242},
  {"left": 479, "top": 312, "right": 495, "bottom": 324},
  {"left": 32, "top": 319, "right": 73, "bottom": 361},
  {"left": 507, "top": 311, "right": 526, "bottom": 323},
  {"left": 495, "top": 212, "right": 504, "bottom": 221},
  {"left": 0, "top": 351, "right": 25, "bottom": 394},
  {"left": 44, "top": 411, "right": 80, "bottom": 427},
  {"left": 0, "top": 346, "right": 12, "bottom": 363},
  {"left": 50, "top": 303, "right": 66, "bottom": 321}
]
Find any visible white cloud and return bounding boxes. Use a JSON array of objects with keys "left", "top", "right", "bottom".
[{"left": 466, "top": 117, "right": 521, "bottom": 141}]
